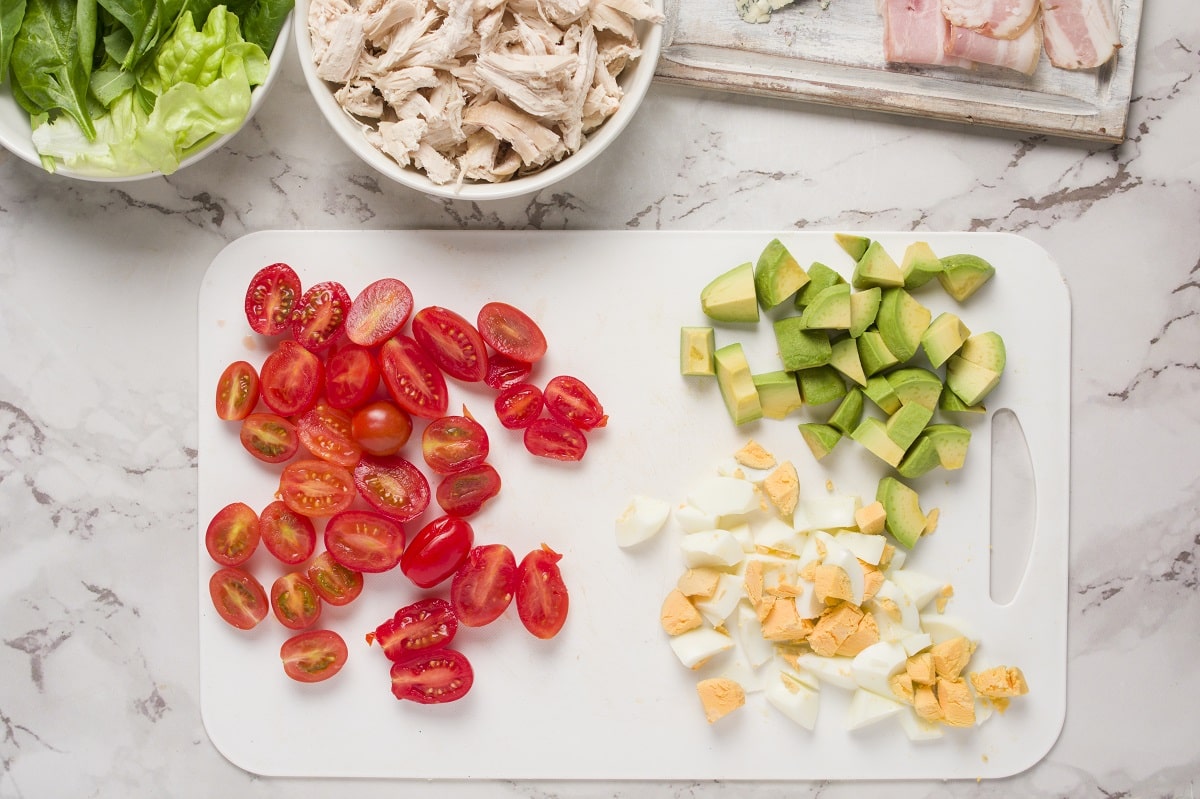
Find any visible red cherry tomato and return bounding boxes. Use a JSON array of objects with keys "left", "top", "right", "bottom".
[
  {"left": 259, "top": 500, "right": 318, "bottom": 564},
  {"left": 245, "top": 262, "right": 301, "bottom": 337},
  {"left": 205, "top": 502, "right": 260, "bottom": 566},
  {"left": 291, "top": 281, "right": 351, "bottom": 353},
  {"left": 239, "top": 413, "right": 299, "bottom": 464},
  {"left": 477, "top": 302, "right": 547, "bottom": 364},
  {"left": 351, "top": 400, "right": 413, "bottom": 457},
  {"left": 297, "top": 404, "right": 362, "bottom": 468},
  {"left": 271, "top": 572, "right": 323, "bottom": 630},
  {"left": 278, "top": 459, "right": 357, "bottom": 518},
  {"left": 516, "top": 545, "right": 569, "bottom": 639},
  {"left": 544, "top": 375, "right": 608, "bottom": 430},
  {"left": 494, "top": 382, "right": 543, "bottom": 429},
  {"left": 306, "top": 551, "right": 365, "bottom": 606},
  {"left": 379, "top": 335, "right": 449, "bottom": 420},
  {"left": 372, "top": 598, "right": 458, "bottom": 663},
  {"left": 412, "top": 306, "right": 489, "bottom": 382},
  {"left": 353, "top": 455, "right": 430, "bottom": 522},
  {"left": 325, "top": 345, "right": 380, "bottom": 410},
  {"left": 450, "top": 544, "right": 517, "bottom": 627},
  {"left": 209, "top": 567, "right": 269, "bottom": 630},
  {"left": 280, "top": 629, "right": 348, "bottom": 683},
  {"left": 215, "top": 360, "right": 260, "bottom": 421},
  {"left": 436, "top": 464, "right": 501, "bottom": 517},
  {"left": 523, "top": 418, "right": 587, "bottom": 461},
  {"left": 323, "top": 510, "right": 406, "bottom": 573},
  {"left": 259, "top": 340, "right": 324, "bottom": 416},
  {"left": 484, "top": 353, "right": 533, "bottom": 391},
  {"left": 390, "top": 649, "right": 474, "bottom": 704},
  {"left": 345, "top": 278, "right": 414, "bottom": 347},
  {"left": 401, "top": 515, "right": 474, "bottom": 589},
  {"left": 421, "top": 415, "right": 489, "bottom": 475}
]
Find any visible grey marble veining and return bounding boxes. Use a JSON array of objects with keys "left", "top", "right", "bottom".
[{"left": 2, "top": 2, "right": 1199, "bottom": 797}]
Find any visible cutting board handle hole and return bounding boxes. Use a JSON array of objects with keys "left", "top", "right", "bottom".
[{"left": 989, "top": 408, "right": 1036, "bottom": 606}]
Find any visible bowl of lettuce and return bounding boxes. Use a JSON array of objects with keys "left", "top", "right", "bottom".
[{"left": 0, "top": 0, "right": 292, "bottom": 180}]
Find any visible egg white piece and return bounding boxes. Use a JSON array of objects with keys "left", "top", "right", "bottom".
[
  {"left": 674, "top": 503, "right": 719, "bottom": 533},
  {"left": 764, "top": 673, "right": 821, "bottom": 730},
  {"left": 851, "top": 640, "right": 908, "bottom": 699},
  {"left": 686, "top": 476, "right": 760, "bottom": 518},
  {"left": 919, "top": 612, "right": 978, "bottom": 644},
  {"left": 834, "top": 531, "right": 888, "bottom": 565},
  {"left": 796, "top": 653, "right": 858, "bottom": 690},
  {"left": 891, "top": 569, "right": 945, "bottom": 610},
  {"left": 668, "top": 627, "right": 735, "bottom": 669},
  {"left": 614, "top": 495, "right": 671, "bottom": 548},
  {"left": 822, "top": 546, "right": 866, "bottom": 606},
  {"left": 727, "top": 521, "right": 756, "bottom": 553},
  {"left": 897, "top": 707, "right": 945, "bottom": 741},
  {"left": 846, "top": 688, "right": 906, "bottom": 731},
  {"left": 680, "top": 530, "right": 745, "bottom": 569},
  {"left": 792, "top": 494, "right": 861, "bottom": 533},
  {"left": 715, "top": 457, "right": 773, "bottom": 484},
  {"left": 793, "top": 578, "right": 826, "bottom": 619},
  {"left": 753, "top": 516, "right": 805, "bottom": 554},
  {"left": 735, "top": 603, "right": 776, "bottom": 667},
  {"left": 901, "top": 632, "right": 934, "bottom": 656},
  {"left": 694, "top": 573, "right": 744, "bottom": 626},
  {"left": 868, "top": 579, "right": 921, "bottom": 633},
  {"left": 885, "top": 547, "right": 908, "bottom": 574}
]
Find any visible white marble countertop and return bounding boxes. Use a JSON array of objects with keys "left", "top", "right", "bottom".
[{"left": 2, "top": 3, "right": 1198, "bottom": 797}]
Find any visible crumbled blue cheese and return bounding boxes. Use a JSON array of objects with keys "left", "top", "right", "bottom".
[{"left": 735, "top": 0, "right": 795, "bottom": 23}]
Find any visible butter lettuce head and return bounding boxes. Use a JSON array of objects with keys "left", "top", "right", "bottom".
[{"left": 31, "top": 6, "right": 268, "bottom": 175}]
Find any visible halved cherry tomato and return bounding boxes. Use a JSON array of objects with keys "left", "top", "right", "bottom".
[
  {"left": 281, "top": 629, "right": 348, "bottom": 683},
  {"left": 259, "top": 340, "right": 324, "bottom": 416},
  {"left": 279, "top": 459, "right": 356, "bottom": 518},
  {"left": 260, "top": 500, "right": 318, "bottom": 564},
  {"left": 245, "top": 262, "right": 301, "bottom": 336},
  {"left": 544, "top": 375, "right": 608, "bottom": 430},
  {"left": 390, "top": 649, "right": 474, "bottom": 704},
  {"left": 477, "top": 302, "right": 547, "bottom": 364},
  {"left": 239, "top": 413, "right": 299, "bottom": 464},
  {"left": 209, "top": 567, "right": 269, "bottom": 630},
  {"left": 523, "top": 418, "right": 587, "bottom": 461},
  {"left": 323, "top": 510, "right": 405, "bottom": 573},
  {"left": 325, "top": 345, "right": 380, "bottom": 410},
  {"left": 345, "top": 278, "right": 414, "bottom": 347},
  {"left": 494, "top": 382, "right": 543, "bottom": 429},
  {"left": 412, "top": 306, "right": 489, "bottom": 382},
  {"left": 421, "top": 415, "right": 489, "bottom": 475},
  {"left": 401, "top": 515, "right": 474, "bottom": 588},
  {"left": 516, "top": 545, "right": 569, "bottom": 639},
  {"left": 306, "top": 551, "right": 365, "bottom": 606},
  {"left": 351, "top": 400, "right": 413, "bottom": 457},
  {"left": 450, "top": 544, "right": 516, "bottom": 627},
  {"left": 353, "top": 455, "right": 430, "bottom": 522},
  {"left": 291, "top": 281, "right": 351, "bottom": 353},
  {"left": 297, "top": 404, "right": 362, "bottom": 468},
  {"left": 436, "top": 464, "right": 501, "bottom": 517},
  {"left": 372, "top": 598, "right": 458, "bottom": 663},
  {"left": 216, "top": 361, "right": 260, "bottom": 421},
  {"left": 379, "top": 335, "right": 449, "bottom": 420},
  {"left": 484, "top": 353, "right": 533, "bottom": 391},
  {"left": 205, "top": 502, "right": 260, "bottom": 566},
  {"left": 271, "top": 572, "right": 323, "bottom": 630}
]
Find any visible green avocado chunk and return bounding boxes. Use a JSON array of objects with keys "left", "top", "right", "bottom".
[
  {"left": 795, "top": 262, "right": 847, "bottom": 309},
  {"left": 876, "top": 288, "right": 932, "bottom": 363},
  {"left": 835, "top": 233, "right": 871, "bottom": 262},
  {"left": 799, "top": 423, "right": 842, "bottom": 460},
  {"left": 938, "top": 254, "right": 995, "bottom": 302},
  {"left": 680, "top": 326, "right": 716, "bottom": 376},
  {"left": 797, "top": 364, "right": 848, "bottom": 406},
  {"left": 900, "top": 241, "right": 944, "bottom": 289},
  {"left": 921, "top": 312, "right": 971, "bottom": 368},
  {"left": 876, "top": 477, "right": 929, "bottom": 549},
  {"left": 714, "top": 343, "right": 763, "bottom": 425},
  {"left": 852, "top": 241, "right": 905, "bottom": 290},
  {"left": 827, "top": 387, "right": 864, "bottom": 436},
  {"left": 753, "top": 371, "right": 804, "bottom": 420},
  {"left": 701, "top": 262, "right": 760, "bottom": 323},
  {"left": 886, "top": 367, "right": 943, "bottom": 411},
  {"left": 829, "top": 336, "right": 868, "bottom": 387},
  {"left": 774, "top": 318, "right": 833, "bottom": 371},
  {"left": 755, "top": 239, "right": 811, "bottom": 310}
]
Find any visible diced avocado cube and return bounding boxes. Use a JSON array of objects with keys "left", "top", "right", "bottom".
[
  {"left": 799, "top": 423, "right": 843, "bottom": 460},
  {"left": 714, "top": 343, "right": 763, "bottom": 425},
  {"left": 938, "top": 254, "right": 995, "bottom": 302},
  {"left": 945, "top": 355, "right": 1001, "bottom": 406},
  {"left": 829, "top": 336, "right": 867, "bottom": 387},
  {"left": 753, "top": 371, "right": 804, "bottom": 420},
  {"left": 797, "top": 365, "right": 848, "bottom": 406},
  {"left": 896, "top": 436, "right": 943, "bottom": 479},
  {"left": 701, "top": 262, "right": 759, "bottom": 323},
  {"left": 852, "top": 417, "right": 906, "bottom": 468},
  {"left": 886, "top": 367, "right": 943, "bottom": 411},
  {"left": 885, "top": 402, "right": 934, "bottom": 450},
  {"left": 774, "top": 318, "right": 832, "bottom": 371},
  {"left": 852, "top": 241, "right": 905, "bottom": 290},
  {"left": 900, "top": 241, "right": 944, "bottom": 289},
  {"left": 849, "top": 287, "right": 881, "bottom": 338},
  {"left": 921, "top": 312, "right": 971, "bottom": 368},
  {"left": 921, "top": 424, "right": 972, "bottom": 469},
  {"left": 876, "top": 477, "right": 929, "bottom": 549},
  {"left": 939, "top": 389, "right": 986, "bottom": 415},
  {"left": 863, "top": 374, "right": 902, "bottom": 414},
  {"left": 798, "top": 284, "right": 851, "bottom": 330},
  {"left": 958, "top": 331, "right": 1007, "bottom": 373},
  {"left": 827, "top": 387, "right": 864, "bottom": 435},
  {"left": 857, "top": 329, "right": 899, "bottom": 377},
  {"left": 755, "top": 239, "right": 811, "bottom": 310},
  {"left": 876, "top": 288, "right": 932, "bottom": 363},
  {"left": 680, "top": 326, "right": 716, "bottom": 376},
  {"left": 835, "top": 233, "right": 871, "bottom": 262},
  {"left": 795, "top": 262, "right": 846, "bottom": 308}
]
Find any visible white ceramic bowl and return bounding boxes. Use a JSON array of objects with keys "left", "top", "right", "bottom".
[
  {"left": 295, "top": 0, "right": 663, "bottom": 201},
  {"left": 0, "top": 16, "right": 292, "bottom": 182}
]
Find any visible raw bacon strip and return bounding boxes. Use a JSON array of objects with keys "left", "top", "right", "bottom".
[
  {"left": 881, "top": 0, "right": 974, "bottom": 68},
  {"left": 945, "top": 20, "right": 1043, "bottom": 74},
  {"left": 1040, "top": 0, "right": 1119, "bottom": 69},
  {"left": 941, "top": 0, "right": 1039, "bottom": 40}
]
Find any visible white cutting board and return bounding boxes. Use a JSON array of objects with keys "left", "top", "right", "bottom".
[{"left": 197, "top": 230, "right": 1069, "bottom": 780}]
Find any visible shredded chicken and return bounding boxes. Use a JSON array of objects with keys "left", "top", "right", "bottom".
[{"left": 309, "top": 0, "right": 664, "bottom": 186}]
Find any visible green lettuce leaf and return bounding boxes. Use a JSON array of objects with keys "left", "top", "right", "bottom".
[{"left": 1, "top": 0, "right": 26, "bottom": 80}]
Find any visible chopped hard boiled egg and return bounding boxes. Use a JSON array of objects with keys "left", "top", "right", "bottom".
[
  {"left": 615, "top": 494, "right": 671, "bottom": 548},
  {"left": 669, "top": 627, "right": 735, "bottom": 669},
  {"left": 846, "top": 688, "right": 906, "bottom": 730}
]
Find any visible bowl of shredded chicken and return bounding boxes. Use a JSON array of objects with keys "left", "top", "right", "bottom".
[{"left": 297, "top": 0, "right": 664, "bottom": 199}]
